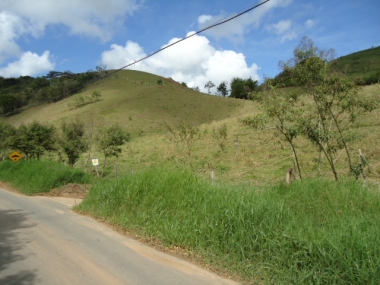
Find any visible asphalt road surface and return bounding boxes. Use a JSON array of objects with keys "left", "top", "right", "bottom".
[{"left": 0, "top": 188, "right": 238, "bottom": 285}]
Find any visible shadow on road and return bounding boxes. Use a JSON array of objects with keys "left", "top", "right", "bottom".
[{"left": 0, "top": 209, "right": 38, "bottom": 284}]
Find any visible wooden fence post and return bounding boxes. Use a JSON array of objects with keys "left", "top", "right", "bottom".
[{"left": 210, "top": 168, "right": 216, "bottom": 186}]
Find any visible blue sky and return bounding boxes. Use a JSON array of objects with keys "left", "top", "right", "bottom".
[{"left": 1, "top": 0, "right": 379, "bottom": 91}]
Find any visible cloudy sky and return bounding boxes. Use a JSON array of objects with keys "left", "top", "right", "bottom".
[{"left": 1, "top": 0, "right": 379, "bottom": 91}]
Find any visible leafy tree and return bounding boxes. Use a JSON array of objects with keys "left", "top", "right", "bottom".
[
  {"left": 60, "top": 120, "right": 88, "bottom": 166},
  {"left": 204, "top": 81, "right": 215, "bottom": 94},
  {"left": 9, "top": 121, "right": 56, "bottom": 159},
  {"left": 0, "top": 122, "right": 16, "bottom": 160},
  {"left": 243, "top": 84, "right": 303, "bottom": 179},
  {"left": 30, "top": 77, "right": 50, "bottom": 90},
  {"left": 230, "top": 77, "right": 258, "bottom": 99},
  {"left": 0, "top": 94, "right": 23, "bottom": 114},
  {"left": 283, "top": 37, "right": 377, "bottom": 180},
  {"left": 98, "top": 124, "right": 130, "bottom": 173},
  {"left": 230, "top": 77, "right": 245, "bottom": 99},
  {"left": 44, "top": 70, "right": 63, "bottom": 80},
  {"left": 216, "top": 82, "right": 229, "bottom": 97}
]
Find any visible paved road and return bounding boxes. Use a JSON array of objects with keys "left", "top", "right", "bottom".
[{"left": 0, "top": 188, "right": 238, "bottom": 285}]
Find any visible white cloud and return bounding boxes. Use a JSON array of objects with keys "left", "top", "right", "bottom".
[
  {"left": 269, "top": 20, "right": 292, "bottom": 34},
  {"left": 101, "top": 41, "right": 146, "bottom": 69},
  {"left": 100, "top": 32, "right": 260, "bottom": 93},
  {"left": 305, "top": 19, "right": 315, "bottom": 29},
  {"left": 0, "top": 0, "right": 140, "bottom": 42},
  {"left": 265, "top": 19, "right": 297, "bottom": 42},
  {"left": 198, "top": 15, "right": 213, "bottom": 25},
  {"left": 0, "top": 0, "right": 140, "bottom": 76},
  {"left": 0, "top": 12, "right": 25, "bottom": 64},
  {"left": 0, "top": 10, "right": 55, "bottom": 77},
  {"left": 197, "top": 0, "right": 293, "bottom": 41},
  {"left": 0, "top": 51, "right": 55, "bottom": 77}
]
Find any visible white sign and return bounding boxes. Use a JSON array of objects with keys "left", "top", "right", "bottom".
[{"left": 92, "top": 158, "right": 99, "bottom": 166}]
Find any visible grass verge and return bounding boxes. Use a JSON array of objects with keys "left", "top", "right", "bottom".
[
  {"left": 77, "top": 166, "right": 380, "bottom": 284},
  {"left": 0, "top": 160, "right": 91, "bottom": 195}
]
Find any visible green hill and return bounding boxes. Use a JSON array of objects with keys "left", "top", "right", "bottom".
[
  {"left": 4, "top": 70, "right": 251, "bottom": 134},
  {"left": 272, "top": 46, "right": 380, "bottom": 86},
  {"left": 332, "top": 46, "right": 380, "bottom": 84},
  {"left": 1, "top": 67, "right": 380, "bottom": 185}
]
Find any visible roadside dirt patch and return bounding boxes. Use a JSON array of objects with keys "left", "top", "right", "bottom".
[
  {"left": 38, "top": 183, "right": 91, "bottom": 199},
  {"left": 0, "top": 181, "right": 90, "bottom": 199},
  {"left": 0, "top": 181, "right": 21, "bottom": 194}
]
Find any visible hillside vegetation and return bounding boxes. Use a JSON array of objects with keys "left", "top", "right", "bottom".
[
  {"left": 2, "top": 67, "right": 380, "bottom": 185},
  {"left": 1, "top": 42, "right": 380, "bottom": 284},
  {"left": 332, "top": 46, "right": 380, "bottom": 84},
  {"left": 77, "top": 167, "right": 380, "bottom": 284},
  {"left": 4, "top": 70, "right": 250, "bottom": 135}
]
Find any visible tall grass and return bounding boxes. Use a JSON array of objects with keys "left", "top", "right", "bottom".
[
  {"left": 0, "top": 160, "right": 91, "bottom": 195},
  {"left": 78, "top": 166, "right": 380, "bottom": 284}
]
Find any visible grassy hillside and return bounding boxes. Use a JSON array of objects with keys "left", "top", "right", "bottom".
[
  {"left": 5, "top": 70, "right": 251, "bottom": 135},
  {"left": 333, "top": 46, "right": 380, "bottom": 84},
  {"left": 2, "top": 70, "right": 380, "bottom": 185}
]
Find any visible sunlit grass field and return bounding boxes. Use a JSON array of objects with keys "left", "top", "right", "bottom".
[{"left": 77, "top": 166, "right": 380, "bottom": 284}]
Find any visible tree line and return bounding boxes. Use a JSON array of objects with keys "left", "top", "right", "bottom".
[
  {"left": 0, "top": 66, "right": 107, "bottom": 115},
  {"left": 201, "top": 77, "right": 259, "bottom": 99},
  {"left": 0, "top": 120, "right": 129, "bottom": 172}
]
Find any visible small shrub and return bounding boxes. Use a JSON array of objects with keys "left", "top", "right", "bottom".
[{"left": 91, "top": 90, "right": 102, "bottom": 102}]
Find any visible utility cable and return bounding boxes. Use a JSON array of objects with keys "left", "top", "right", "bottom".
[
  {"left": 1, "top": 0, "right": 271, "bottom": 115},
  {"left": 89, "top": 0, "right": 271, "bottom": 82}
]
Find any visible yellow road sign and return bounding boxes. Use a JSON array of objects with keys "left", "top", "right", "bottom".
[{"left": 10, "top": 151, "right": 22, "bottom": 162}]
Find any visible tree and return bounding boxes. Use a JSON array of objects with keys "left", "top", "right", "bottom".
[
  {"left": 95, "top": 65, "right": 108, "bottom": 78},
  {"left": 9, "top": 121, "right": 56, "bottom": 159},
  {"left": 98, "top": 124, "right": 130, "bottom": 174},
  {"left": 60, "top": 120, "right": 88, "bottom": 166},
  {"left": 242, "top": 84, "right": 303, "bottom": 179},
  {"left": 30, "top": 77, "right": 50, "bottom": 90},
  {"left": 0, "top": 94, "right": 23, "bottom": 114},
  {"left": 204, "top": 81, "right": 215, "bottom": 94},
  {"left": 0, "top": 123, "right": 16, "bottom": 160},
  {"left": 283, "top": 37, "right": 377, "bottom": 180},
  {"left": 230, "top": 77, "right": 258, "bottom": 99},
  {"left": 216, "top": 82, "right": 229, "bottom": 97}
]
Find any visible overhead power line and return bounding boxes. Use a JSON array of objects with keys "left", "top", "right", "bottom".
[
  {"left": 2, "top": 0, "right": 271, "bottom": 117},
  {"left": 96, "top": 0, "right": 271, "bottom": 81}
]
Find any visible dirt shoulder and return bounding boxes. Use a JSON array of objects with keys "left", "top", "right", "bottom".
[
  {"left": 0, "top": 181, "right": 90, "bottom": 199},
  {"left": 37, "top": 183, "right": 91, "bottom": 199},
  {"left": 0, "top": 181, "right": 22, "bottom": 194}
]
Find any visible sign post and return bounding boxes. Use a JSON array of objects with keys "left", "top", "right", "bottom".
[
  {"left": 10, "top": 151, "right": 22, "bottom": 162},
  {"left": 92, "top": 158, "right": 99, "bottom": 177}
]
